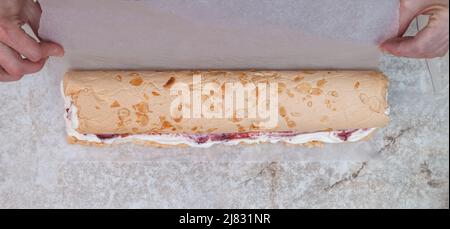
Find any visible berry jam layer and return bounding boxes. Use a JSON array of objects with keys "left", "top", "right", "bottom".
[{"left": 95, "top": 129, "right": 368, "bottom": 145}]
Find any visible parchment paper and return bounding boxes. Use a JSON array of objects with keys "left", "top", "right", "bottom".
[
  {"left": 36, "top": 0, "right": 400, "bottom": 161},
  {"left": 39, "top": 0, "right": 399, "bottom": 70}
]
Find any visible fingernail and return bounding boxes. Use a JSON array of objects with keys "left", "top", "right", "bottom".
[
  {"left": 379, "top": 44, "right": 392, "bottom": 55},
  {"left": 380, "top": 48, "right": 390, "bottom": 54},
  {"left": 50, "top": 46, "right": 64, "bottom": 57},
  {"left": 378, "top": 45, "right": 387, "bottom": 54},
  {"left": 55, "top": 47, "right": 64, "bottom": 57}
]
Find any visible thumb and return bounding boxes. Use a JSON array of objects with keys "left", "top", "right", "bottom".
[
  {"left": 380, "top": 21, "right": 448, "bottom": 58},
  {"left": 380, "top": 36, "right": 418, "bottom": 57},
  {"left": 40, "top": 41, "right": 65, "bottom": 57}
]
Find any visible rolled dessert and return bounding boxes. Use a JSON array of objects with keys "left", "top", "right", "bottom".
[{"left": 62, "top": 70, "right": 389, "bottom": 147}]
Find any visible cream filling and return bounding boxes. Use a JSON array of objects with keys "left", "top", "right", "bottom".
[{"left": 63, "top": 96, "right": 376, "bottom": 148}]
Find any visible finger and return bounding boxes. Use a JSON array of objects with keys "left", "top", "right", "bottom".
[
  {"left": 397, "top": 0, "right": 420, "bottom": 36},
  {"left": 0, "top": 23, "right": 64, "bottom": 62},
  {"left": 0, "top": 43, "right": 47, "bottom": 78},
  {"left": 22, "top": 0, "right": 42, "bottom": 35},
  {"left": 397, "top": 0, "right": 449, "bottom": 36},
  {"left": 0, "top": 67, "right": 23, "bottom": 82}
]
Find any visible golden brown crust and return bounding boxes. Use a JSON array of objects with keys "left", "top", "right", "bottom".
[
  {"left": 67, "top": 136, "right": 107, "bottom": 147},
  {"left": 361, "top": 128, "right": 378, "bottom": 141},
  {"left": 302, "top": 141, "right": 325, "bottom": 148},
  {"left": 64, "top": 70, "right": 389, "bottom": 136}
]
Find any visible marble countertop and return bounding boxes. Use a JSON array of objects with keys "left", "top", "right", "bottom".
[{"left": 0, "top": 30, "right": 448, "bottom": 209}]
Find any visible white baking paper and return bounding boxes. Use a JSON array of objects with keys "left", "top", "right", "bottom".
[
  {"left": 35, "top": 0, "right": 401, "bottom": 161},
  {"left": 39, "top": 0, "right": 399, "bottom": 70}
]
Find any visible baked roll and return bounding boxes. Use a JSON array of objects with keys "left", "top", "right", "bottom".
[{"left": 62, "top": 70, "right": 389, "bottom": 147}]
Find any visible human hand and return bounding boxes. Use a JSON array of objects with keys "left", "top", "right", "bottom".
[
  {"left": 381, "top": 0, "right": 449, "bottom": 58},
  {"left": 0, "top": 0, "right": 64, "bottom": 82}
]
